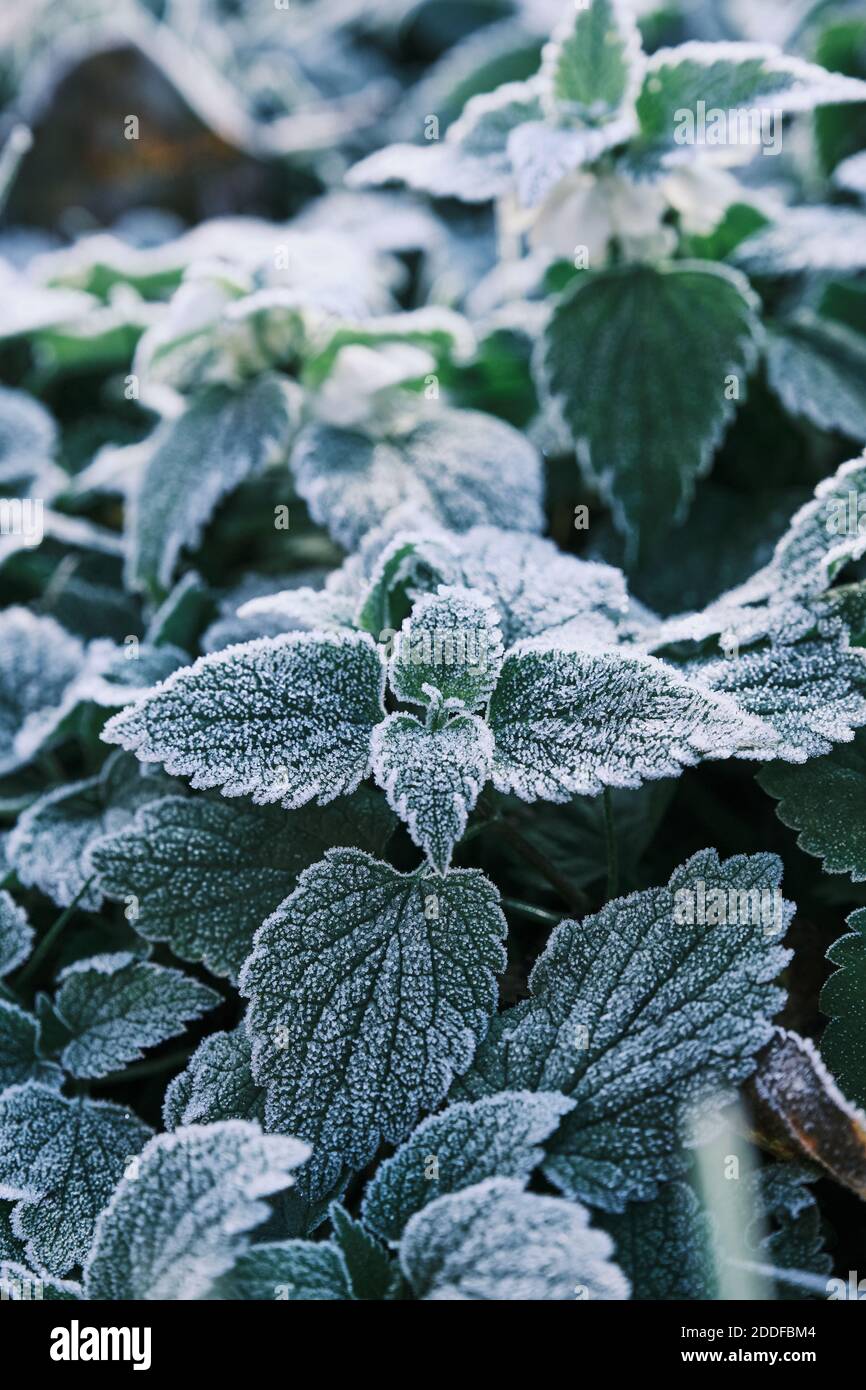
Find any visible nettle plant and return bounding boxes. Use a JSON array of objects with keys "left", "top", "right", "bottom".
[
  {"left": 2, "top": 0, "right": 866, "bottom": 1306},
  {"left": 351, "top": 0, "right": 866, "bottom": 560}
]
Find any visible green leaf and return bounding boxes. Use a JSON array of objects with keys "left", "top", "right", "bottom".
[
  {"left": 540, "top": 0, "right": 643, "bottom": 124},
  {"left": 0, "top": 385, "right": 57, "bottom": 484},
  {"left": 399, "top": 1177, "right": 629, "bottom": 1301},
  {"left": 128, "top": 376, "right": 298, "bottom": 597},
  {"left": 84, "top": 1121, "right": 310, "bottom": 1300},
  {"left": 544, "top": 262, "right": 760, "bottom": 556},
  {"left": 388, "top": 586, "right": 504, "bottom": 709},
  {"left": 602, "top": 1182, "right": 715, "bottom": 1300},
  {"left": 371, "top": 712, "right": 492, "bottom": 874},
  {"left": 0, "top": 1082, "right": 152, "bottom": 1275},
  {"left": 734, "top": 207, "right": 866, "bottom": 277},
  {"left": 0, "top": 1001, "right": 63, "bottom": 1091},
  {"left": 460, "top": 850, "right": 791, "bottom": 1211},
  {"left": 8, "top": 753, "right": 179, "bottom": 911},
  {"left": 362, "top": 1091, "right": 574, "bottom": 1244},
  {"left": 820, "top": 908, "right": 866, "bottom": 1110},
  {"left": 90, "top": 787, "right": 394, "bottom": 979},
  {"left": 51, "top": 953, "right": 219, "bottom": 1080},
  {"left": 0, "top": 892, "right": 33, "bottom": 977},
  {"left": 240, "top": 849, "right": 507, "bottom": 1199},
  {"left": 163, "top": 1027, "right": 264, "bottom": 1129},
  {"left": 291, "top": 409, "right": 544, "bottom": 552},
  {"left": 758, "top": 733, "right": 866, "bottom": 881},
  {"left": 766, "top": 314, "right": 866, "bottom": 441},
  {"left": 487, "top": 644, "right": 765, "bottom": 800},
  {"left": 222, "top": 1239, "right": 352, "bottom": 1300},
  {"left": 636, "top": 41, "right": 866, "bottom": 155},
  {"left": 103, "top": 632, "right": 386, "bottom": 810},
  {"left": 329, "top": 1203, "right": 393, "bottom": 1300}
]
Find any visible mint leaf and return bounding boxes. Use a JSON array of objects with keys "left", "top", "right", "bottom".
[
  {"left": 735, "top": 207, "right": 866, "bottom": 277},
  {"left": 0, "top": 1262, "right": 82, "bottom": 1300},
  {"left": 164, "top": 1027, "right": 264, "bottom": 1129},
  {"left": 329, "top": 1203, "right": 393, "bottom": 1300},
  {"left": 541, "top": 0, "right": 642, "bottom": 123},
  {"left": 0, "top": 1083, "right": 152, "bottom": 1275},
  {"left": 462, "top": 851, "right": 791, "bottom": 1211},
  {"left": 636, "top": 42, "right": 866, "bottom": 154},
  {"left": 84, "top": 1121, "right": 310, "bottom": 1300},
  {"left": 371, "top": 713, "right": 492, "bottom": 874},
  {"left": 0, "top": 384, "right": 56, "bottom": 484},
  {"left": 240, "top": 849, "right": 507, "bottom": 1198},
  {"left": 362, "top": 1091, "right": 574, "bottom": 1244},
  {"left": 544, "top": 263, "right": 760, "bottom": 555},
  {"left": 90, "top": 787, "right": 394, "bottom": 979},
  {"left": 51, "top": 953, "right": 219, "bottom": 1080},
  {"left": 488, "top": 644, "right": 764, "bottom": 800},
  {"left": 758, "top": 734, "right": 866, "bottom": 881},
  {"left": 8, "top": 753, "right": 178, "bottom": 911},
  {"left": 291, "top": 409, "right": 544, "bottom": 552},
  {"left": 602, "top": 1183, "right": 715, "bottom": 1301},
  {"left": 766, "top": 314, "right": 866, "bottom": 441},
  {"left": 128, "top": 375, "right": 298, "bottom": 597},
  {"left": 103, "top": 632, "right": 386, "bottom": 809},
  {"left": 821, "top": 909, "right": 866, "bottom": 1110},
  {"left": 0, "top": 1001, "right": 62, "bottom": 1090},
  {"left": 399, "top": 1177, "right": 629, "bottom": 1301},
  {"left": 0, "top": 892, "right": 33, "bottom": 977}
]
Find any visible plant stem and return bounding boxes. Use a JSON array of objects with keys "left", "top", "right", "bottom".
[
  {"left": 0, "top": 979, "right": 16, "bottom": 1001},
  {"left": 15, "top": 877, "right": 94, "bottom": 988},
  {"left": 499, "top": 819, "right": 587, "bottom": 913},
  {"left": 90, "top": 1047, "right": 193, "bottom": 1088},
  {"left": 603, "top": 788, "right": 619, "bottom": 901},
  {"left": 501, "top": 896, "right": 561, "bottom": 926}
]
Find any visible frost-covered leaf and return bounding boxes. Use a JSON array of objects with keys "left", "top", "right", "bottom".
[
  {"left": 51, "top": 953, "right": 219, "bottom": 1080},
  {"left": 291, "top": 409, "right": 544, "bottom": 552},
  {"left": 84, "top": 1121, "right": 310, "bottom": 1300},
  {"left": 0, "top": 607, "right": 86, "bottom": 777},
  {"left": 0, "top": 1083, "right": 152, "bottom": 1276},
  {"left": 399, "top": 1177, "right": 628, "bottom": 1301},
  {"left": 487, "top": 643, "right": 768, "bottom": 800},
  {"left": 540, "top": 0, "right": 643, "bottom": 124},
  {"left": 0, "top": 892, "right": 33, "bottom": 977},
  {"left": 757, "top": 733, "right": 866, "bottom": 881},
  {"left": 0, "top": 1001, "right": 62, "bottom": 1091},
  {"left": 750, "top": 1030, "right": 866, "bottom": 1201},
  {"left": 636, "top": 42, "right": 866, "bottom": 155},
  {"left": 128, "top": 375, "right": 298, "bottom": 596},
  {"left": 375, "top": 526, "right": 630, "bottom": 649},
  {"left": 766, "top": 314, "right": 866, "bottom": 442},
  {"left": 362, "top": 1091, "right": 574, "bottom": 1244},
  {"left": 734, "top": 208, "right": 866, "bottom": 276},
  {"left": 544, "top": 262, "right": 760, "bottom": 555},
  {"left": 164, "top": 1027, "right": 263, "bottom": 1130},
  {"left": 90, "top": 787, "right": 394, "bottom": 979},
  {"left": 221, "top": 1239, "right": 353, "bottom": 1300},
  {"left": 821, "top": 911, "right": 866, "bottom": 1112},
  {"left": 371, "top": 713, "right": 492, "bottom": 875},
  {"left": 461, "top": 850, "right": 791, "bottom": 1211},
  {"left": 506, "top": 120, "right": 628, "bottom": 208},
  {"left": 8, "top": 752, "right": 179, "bottom": 911},
  {"left": 602, "top": 1182, "right": 715, "bottom": 1301},
  {"left": 388, "top": 587, "right": 504, "bottom": 709},
  {"left": 0, "top": 385, "right": 56, "bottom": 484},
  {"left": 103, "top": 632, "right": 386, "bottom": 809},
  {"left": 692, "top": 634, "right": 866, "bottom": 762},
  {"left": 835, "top": 150, "right": 866, "bottom": 199},
  {"left": 0, "top": 1262, "right": 82, "bottom": 1300},
  {"left": 241, "top": 850, "right": 507, "bottom": 1199}
]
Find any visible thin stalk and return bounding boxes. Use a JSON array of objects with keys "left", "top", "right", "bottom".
[
  {"left": 603, "top": 788, "right": 619, "bottom": 901},
  {"left": 499, "top": 819, "right": 587, "bottom": 913},
  {"left": 16, "top": 877, "right": 95, "bottom": 988},
  {"left": 501, "top": 896, "right": 561, "bottom": 926},
  {"left": 90, "top": 1047, "right": 193, "bottom": 1088}
]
